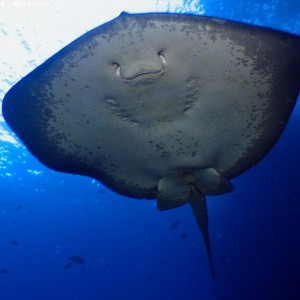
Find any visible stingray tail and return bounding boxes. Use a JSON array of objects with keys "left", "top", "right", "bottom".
[{"left": 189, "top": 190, "right": 215, "bottom": 279}]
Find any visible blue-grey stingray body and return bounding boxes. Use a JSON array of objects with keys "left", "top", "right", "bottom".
[{"left": 2, "top": 13, "right": 300, "bottom": 278}]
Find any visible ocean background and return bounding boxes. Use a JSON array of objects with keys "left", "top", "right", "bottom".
[{"left": 0, "top": 0, "right": 299, "bottom": 299}]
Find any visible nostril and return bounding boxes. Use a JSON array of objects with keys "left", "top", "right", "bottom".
[
  {"left": 112, "top": 63, "right": 120, "bottom": 76},
  {"left": 158, "top": 51, "right": 166, "bottom": 65}
]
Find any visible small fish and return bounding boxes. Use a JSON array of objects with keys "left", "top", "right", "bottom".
[
  {"left": 15, "top": 204, "right": 23, "bottom": 210},
  {"left": 64, "top": 262, "right": 73, "bottom": 269},
  {"left": 180, "top": 233, "right": 188, "bottom": 239},
  {"left": 10, "top": 240, "right": 19, "bottom": 246},
  {"left": 147, "top": 274, "right": 155, "bottom": 280},
  {"left": 67, "top": 255, "right": 86, "bottom": 264},
  {"left": 170, "top": 220, "right": 180, "bottom": 229},
  {"left": 1, "top": 269, "right": 8, "bottom": 273}
]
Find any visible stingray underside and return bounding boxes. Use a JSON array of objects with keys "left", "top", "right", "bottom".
[{"left": 2, "top": 13, "right": 300, "bottom": 277}]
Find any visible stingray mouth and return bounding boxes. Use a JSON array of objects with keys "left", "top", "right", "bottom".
[
  {"left": 113, "top": 52, "right": 166, "bottom": 85},
  {"left": 114, "top": 64, "right": 165, "bottom": 85},
  {"left": 124, "top": 69, "right": 164, "bottom": 82}
]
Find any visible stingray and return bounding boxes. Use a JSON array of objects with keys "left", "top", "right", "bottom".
[{"left": 2, "top": 13, "right": 300, "bottom": 278}]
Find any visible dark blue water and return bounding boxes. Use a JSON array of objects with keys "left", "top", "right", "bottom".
[{"left": 0, "top": 1, "right": 299, "bottom": 299}]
